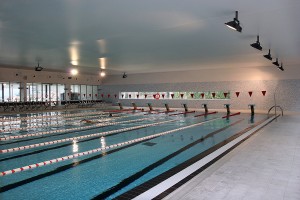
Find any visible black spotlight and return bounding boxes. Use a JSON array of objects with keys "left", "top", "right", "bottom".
[
  {"left": 35, "top": 61, "right": 43, "bottom": 71},
  {"left": 225, "top": 11, "right": 242, "bottom": 33},
  {"left": 273, "top": 58, "right": 279, "bottom": 67},
  {"left": 122, "top": 72, "right": 127, "bottom": 78},
  {"left": 278, "top": 63, "right": 284, "bottom": 71},
  {"left": 263, "top": 49, "right": 272, "bottom": 60},
  {"left": 250, "top": 35, "right": 262, "bottom": 50}
]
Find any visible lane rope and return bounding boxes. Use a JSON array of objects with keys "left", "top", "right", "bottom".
[
  {"left": 0, "top": 109, "right": 129, "bottom": 123},
  {"left": 0, "top": 117, "right": 222, "bottom": 176},
  {"left": 0, "top": 118, "right": 149, "bottom": 141},
  {"left": 0, "top": 119, "right": 176, "bottom": 153},
  {"left": 0, "top": 113, "right": 140, "bottom": 133}
]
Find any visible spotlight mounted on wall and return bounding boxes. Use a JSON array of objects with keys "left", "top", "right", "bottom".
[
  {"left": 263, "top": 49, "right": 272, "bottom": 60},
  {"left": 278, "top": 63, "right": 284, "bottom": 71},
  {"left": 122, "top": 72, "right": 127, "bottom": 78},
  {"left": 35, "top": 61, "right": 43, "bottom": 71},
  {"left": 273, "top": 58, "right": 279, "bottom": 67},
  {"left": 250, "top": 35, "right": 262, "bottom": 50},
  {"left": 225, "top": 11, "right": 242, "bottom": 33}
]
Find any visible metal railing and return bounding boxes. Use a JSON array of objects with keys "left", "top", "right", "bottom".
[{"left": 268, "top": 105, "right": 283, "bottom": 116}]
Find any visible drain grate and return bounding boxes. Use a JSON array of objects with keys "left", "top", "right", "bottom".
[{"left": 143, "top": 142, "right": 157, "bottom": 146}]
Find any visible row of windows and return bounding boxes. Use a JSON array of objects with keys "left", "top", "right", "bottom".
[
  {"left": 119, "top": 91, "right": 230, "bottom": 100},
  {"left": 0, "top": 82, "right": 100, "bottom": 102}
]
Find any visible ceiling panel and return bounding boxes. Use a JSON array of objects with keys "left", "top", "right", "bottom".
[{"left": 0, "top": 0, "right": 299, "bottom": 75}]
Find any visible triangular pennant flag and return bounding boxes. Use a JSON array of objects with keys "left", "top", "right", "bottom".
[
  {"left": 262, "top": 91, "right": 266, "bottom": 96},
  {"left": 201, "top": 93, "right": 205, "bottom": 98},
  {"left": 248, "top": 91, "right": 253, "bottom": 97},
  {"left": 180, "top": 94, "right": 184, "bottom": 98},
  {"left": 84, "top": 94, "right": 86, "bottom": 97},
  {"left": 235, "top": 92, "right": 240, "bottom": 97},
  {"left": 121, "top": 94, "right": 124, "bottom": 98},
  {"left": 144, "top": 94, "right": 147, "bottom": 98},
  {"left": 224, "top": 92, "right": 228, "bottom": 98},
  {"left": 95, "top": 94, "right": 98, "bottom": 97},
  {"left": 129, "top": 94, "right": 131, "bottom": 98},
  {"left": 171, "top": 94, "right": 174, "bottom": 99},
  {"left": 101, "top": 94, "right": 104, "bottom": 98},
  {"left": 153, "top": 94, "right": 156, "bottom": 98},
  {"left": 114, "top": 94, "right": 117, "bottom": 98},
  {"left": 190, "top": 93, "right": 194, "bottom": 98},
  {"left": 136, "top": 94, "right": 139, "bottom": 98},
  {"left": 89, "top": 94, "right": 91, "bottom": 97},
  {"left": 212, "top": 92, "right": 216, "bottom": 98},
  {"left": 108, "top": 94, "right": 110, "bottom": 98},
  {"left": 162, "top": 94, "right": 165, "bottom": 98}
]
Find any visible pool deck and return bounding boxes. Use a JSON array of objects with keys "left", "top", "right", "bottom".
[{"left": 164, "top": 114, "right": 300, "bottom": 200}]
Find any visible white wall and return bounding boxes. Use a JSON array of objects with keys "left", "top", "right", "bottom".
[{"left": 103, "top": 65, "right": 300, "bottom": 85}]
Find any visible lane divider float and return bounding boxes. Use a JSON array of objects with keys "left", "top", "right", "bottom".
[
  {"left": 0, "top": 117, "right": 223, "bottom": 176},
  {"left": 169, "top": 111, "right": 196, "bottom": 116},
  {"left": 194, "top": 111, "right": 218, "bottom": 117},
  {"left": 0, "top": 119, "right": 176, "bottom": 154},
  {"left": 0, "top": 118, "right": 148, "bottom": 141}
]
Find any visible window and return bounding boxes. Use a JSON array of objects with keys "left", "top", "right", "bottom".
[{"left": 119, "top": 91, "right": 230, "bottom": 100}]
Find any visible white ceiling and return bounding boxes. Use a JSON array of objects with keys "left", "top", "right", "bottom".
[{"left": 0, "top": 0, "right": 299, "bottom": 75}]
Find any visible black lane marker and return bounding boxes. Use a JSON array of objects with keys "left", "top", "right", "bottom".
[
  {"left": 91, "top": 119, "right": 244, "bottom": 199},
  {"left": 0, "top": 138, "right": 154, "bottom": 193},
  {"left": 0, "top": 117, "right": 234, "bottom": 193},
  {"left": 152, "top": 116, "right": 278, "bottom": 200},
  {"left": 0, "top": 126, "right": 150, "bottom": 162},
  {"left": 0, "top": 117, "right": 140, "bottom": 145},
  {"left": 116, "top": 116, "right": 271, "bottom": 200}
]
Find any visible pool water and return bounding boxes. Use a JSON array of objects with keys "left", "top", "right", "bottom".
[{"left": 0, "top": 109, "right": 270, "bottom": 199}]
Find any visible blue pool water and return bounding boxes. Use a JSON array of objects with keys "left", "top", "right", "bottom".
[{"left": 0, "top": 109, "right": 270, "bottom": 199}]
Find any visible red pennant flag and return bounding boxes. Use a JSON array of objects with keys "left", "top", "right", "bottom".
[
  {"left": 201, "top": 93, "right": 205, "bottom": 98},
  {"left": 171, "top": 94, "right": 174, "bottom": 99},
  {"left": 121, "top": 94, "right": 124, "bottom": 98},
  {"left": 248, "top": 91, "right": 253, "bottom": 97},
  {"left": 129, "top": 94, "right": 131, "bottom": 98},
  {"left": 235, "top": 92, "right": 240, "bottom": 97},
  {"left": 83, "top": 94, "right": 86, "bottom": 97},
  {"left": 101, "top": 94, "right": 104, "bottom": 98},
  {"left": 89, "top": 94, "right": 91, "bottom": 97},
  {"left": 144, "top": 94, "right": 147, "bottom": 98},
  {"left": 136, "top": 94, "right": 139, "bottom": 98},
  {"left": 153, "top": 94, "right": 156, "bottom": 98},
  {"left": 108, "top": 94, "right": 110, "bottom": 98},
  {"left": 262, "top": 91, "right": 266, "bottom": 96},
  {"left": 67, "top": 93, "right": 70, "bottom": 96},
  {"left": 190, "top": 93, "right": 194, "bottom": 98},
  {"left": 180, "top": 94, "right": 184, "bottom": 98},
  {"left": 95, "top": 94, "right": 98, "bottom": 97},
  {"left": 212, "top": 92, "right": 216, "bottom": 98},
  {"left": 114, "top": 94, "right": 117, "bottom": 98},
  {"left": 162, "top": 94, "right": 165, "bottom": 98}
]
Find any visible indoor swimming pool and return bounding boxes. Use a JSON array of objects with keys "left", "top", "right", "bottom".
[{"left": 0, "top": 108, "right": 274, "bottom": 199}]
